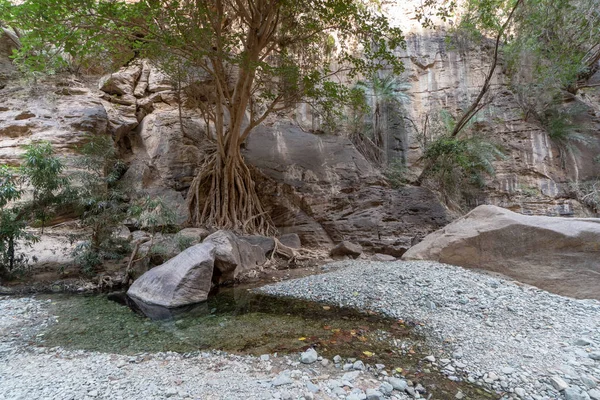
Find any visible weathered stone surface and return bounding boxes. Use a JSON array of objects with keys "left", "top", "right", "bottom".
[
  {"left": 176, "top": 228, "right": 210, "bottom": 242},
  {"left": 246, "top": 123, "right": 451, "bottom": 249},
  {"left": 203, "top": 230, "right": 267, "bottom": 283},
  {"left": 0, "top": 28, "right": 18, "bottom": 82},
  {"left": 402, "top": 205, "right": 600, "bottom": 300},
  {"left": 279, "top": 233, "right": 301, "bottom": 249},
  {"left": 0, "top": 78, "right": 108, "bottom": 170},
  {"left": 127, "top": 243, "right": 216, "bottom": 308},
  {"left": 241, "top": 235, "right": 276, "bottom": 255},
  {"left": 330, "top": 241, "right": 363, "bottom": 258},
  {"left": 99, "top": 65, "right": 142, "bottom": 96}
]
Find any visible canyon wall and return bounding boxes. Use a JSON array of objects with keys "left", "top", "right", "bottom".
[{"left": 1, "top": 5, "right": 599, "bottom": 252}]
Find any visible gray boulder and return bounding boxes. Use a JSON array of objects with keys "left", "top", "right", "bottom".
[
  {"left": 241, "top": 235, "right": 276, "bottom": 255},
  {"left": 127, "top": 243, "right": 216, "bottom": 307},
  {"left": 330, "top": 241, "right": 363, "bottom": 258},
  {"left": 204, "top": 230, "right": 267, "bottom": 283},
  {"left": 279, "top": 233, "right": 301, "bottom": 249},
  {"left": 402, "top": 205, "right": 600, "bottom": 300}
]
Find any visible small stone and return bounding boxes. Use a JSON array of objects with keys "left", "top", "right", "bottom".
[
  {"left": 502, "top": 367, "right": 515, "bottom": 375},
  {"left": 514, "top": 388, "right": 526, "bottom": 398},
  {"left": 440, "top": 359, "right": 451, "bottom": 365},
  {"left": 588, "top": 389, "right": 600, "bottom": 400},
  {"left": 272, "top": 374, "right": 293, "bottom": 387},
  {"left": 424, "top": 355, "right": 435, "bottom": 363},
  {"left": 300, "top": 348, "right": 318, "bottom": 364},
  {"left": 455, "top": 391, "right": 465, "bottom": 399},
  {"left": 575, "top": 338, "right": 594, "bottom": 346},
  {"left": 343, "top": 363, "right": 354, "bottom": 371},
  {"left": 334, "top": 355, "right": 343, "bottom": 363},
  {"left": 261, "top": 354, "right": 270, "bottom": 361},
  {"left": 342, "top": 371, "right": 361, "bottom": 382},
  {"left": 373, "top": 253, "right": 396, "bottom": 262},
  {"left": 589, "top": 352, "right": 600, "bottom": 361},
  {"left": 582, "top": 376, "right": 598, "bottom": 389},
  {"left": 415, "top": 384, "right": 426, "bottom": 394},
  {"left": 306, "top": 381, "right": 319, "bottom": 393},
  {"left": 564, "top": 387, "right": 588, "bottom": 400},
  {"left": 366, "top": 388, "right": 384, "bottom": 400},
  {"left": 353, "top": 360, "right": 365, "bottom": 370},
  {"left": 375, "top": 364, "right": 386, "bottom": 370},
  {"left": 487, "top": 372, "right": 499, "bottom": 381},
  {"left": 321, "top": 358, "right": 330, "bottom": 367},
  {"left": 165, "top": 388, "right": 178, "bottom": 397},
  {"left": 379, "top": 382, "right": 394, "bottom": 395},
  {"left": 550, "top": 376, "right": 570, "bottom": 391},
  {"left": 388, "top": 377, "right": 408, "bottom": 391},
  {"left": 88, "top": 390, "right": 98, "bottom": 397}
]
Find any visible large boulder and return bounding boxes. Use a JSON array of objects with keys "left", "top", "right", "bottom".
[
  {"left": 127, "top": 243, "right": 216, "bottom": 307},
  {"left": 203, "top": 230, "right": 267, "bottom": 283},
  {"left": 402, "top": 205, "right": 600, "bottom": 300}
]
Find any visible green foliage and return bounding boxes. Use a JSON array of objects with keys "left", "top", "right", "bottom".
[
  {"left": 350, "top": 74, "right": 411, "bottom": 165},
  {"left": 127, "top": 196, "right": 177, "bottom": 234},
  {"left": 384, "top": 159, "right": 409, "bottom": 189},
  {"left": 174, "top": 234, "right": 195, "bottom": 252},
  {"left": 569, "top": 180, "right": 600, "bottom": 215},
  {"left": 71, "top": 135, "right": 127, "bottom": 274},
  {"left": 0, "top": 143, "right": 68, "bottom": 276},
  {"left": 20, "top": 141, "right": 72, "bottom": 231},
  {"left": 423, "top": 134, "right": 505, "bottom": 205}
]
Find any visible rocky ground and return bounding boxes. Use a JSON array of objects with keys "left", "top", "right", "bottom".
[
  {"left": 260, "top": 261, "right": 600, "bottom": 400},
  {"left": 1, "top": 260, "right": 600, "bottom": 400},
  {"left": 0, "top": 296, "right": 412, "bottom": 400}
]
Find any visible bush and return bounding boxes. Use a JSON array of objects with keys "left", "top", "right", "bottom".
[
  {"left": 0, "top": 142, "right": 68, "bottom": 276},
  {"left": 421, "top": 134, "right": 505, "bottom": 206},
  {"left": 70, "top": 135, "right": 127, "bottom": 273}
]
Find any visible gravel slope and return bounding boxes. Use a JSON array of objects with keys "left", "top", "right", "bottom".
[{"left": 259, "top": 260, "right": 600, "bottom": 400}]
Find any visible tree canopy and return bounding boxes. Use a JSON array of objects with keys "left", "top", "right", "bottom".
[{"left": 1, "top": 0, "right": 405, "bottom": 234}]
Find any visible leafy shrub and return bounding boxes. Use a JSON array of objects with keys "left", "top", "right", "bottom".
[
  {"left": 0, "top": 142, "right": 69, "bottom": 277},
  {"left": 422, "top": 134, "right": 505, "bottom": 206},
  {"left": 70, "top": 135, "right": 128, "bottom": 273},
  {"left": 384, "top": 159, "right": 409, "bottom": 189}
]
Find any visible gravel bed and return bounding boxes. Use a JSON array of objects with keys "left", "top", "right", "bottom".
[
  {"left": 0, "top": 296, "right": 410, "bottom": 400},
  {"left": 258, "top": 260, "right": 600, "bottom": 400}
]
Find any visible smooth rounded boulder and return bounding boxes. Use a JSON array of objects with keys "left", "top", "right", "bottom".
[
  {"left": 402, "top": 205, "right": 600, "bottom": 300},
  {"left": 127, "top": 243, "right": 216, "bottom": 308}
]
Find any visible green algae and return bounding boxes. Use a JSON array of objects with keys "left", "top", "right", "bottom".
[{"left": 35, "top": 289, "right": 497, "bottom": 399}]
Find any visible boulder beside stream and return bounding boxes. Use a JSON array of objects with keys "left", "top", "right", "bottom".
[
  {"left": 127, "top": 243, "right": 216, "bottom": 308},
  {"left": 402, "top": 205, "right": 600, "bottom": 300}
]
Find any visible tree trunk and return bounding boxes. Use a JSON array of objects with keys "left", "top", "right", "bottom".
[{"left": 187, "top": 134, "right": 275, "bottom": 235}]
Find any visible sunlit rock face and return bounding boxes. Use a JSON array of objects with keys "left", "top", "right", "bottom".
[
  {"left": 403, "top": 205, "right": 600, "bottom": 300},
  {"left": 383, "top": 1, "right": 600, "bottom": 216}
]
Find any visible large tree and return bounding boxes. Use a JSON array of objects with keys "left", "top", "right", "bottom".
[{"left": 1, "top": 0, "right": 404, "bottom": 234}]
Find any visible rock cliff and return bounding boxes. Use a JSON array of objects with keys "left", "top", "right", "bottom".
[{"left": 1, "top": 10, "right": 599, "bottom": 250}]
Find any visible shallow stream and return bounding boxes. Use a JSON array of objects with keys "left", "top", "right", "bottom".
[{"left": 35, "top": 287, "right": 496, "bottom": 399}]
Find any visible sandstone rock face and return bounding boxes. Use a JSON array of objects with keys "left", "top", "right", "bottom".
[
  {"left": 0, "top": 80, "right": 108, "bottom": 169},
  {"left": 402, "top": 205, "right": 600, "bottom": 300},
  {"left": 380, "top": 4, "right": 600, "bottom": 217},
  {"left": 246, "top": 123, "right": 451, "bottom": 251},
  {"left": 127, "top": 243, "right": 216, "bottom": 307},
  {"left": 203, "top": 230, "right": 267, "bottom": 283}
]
